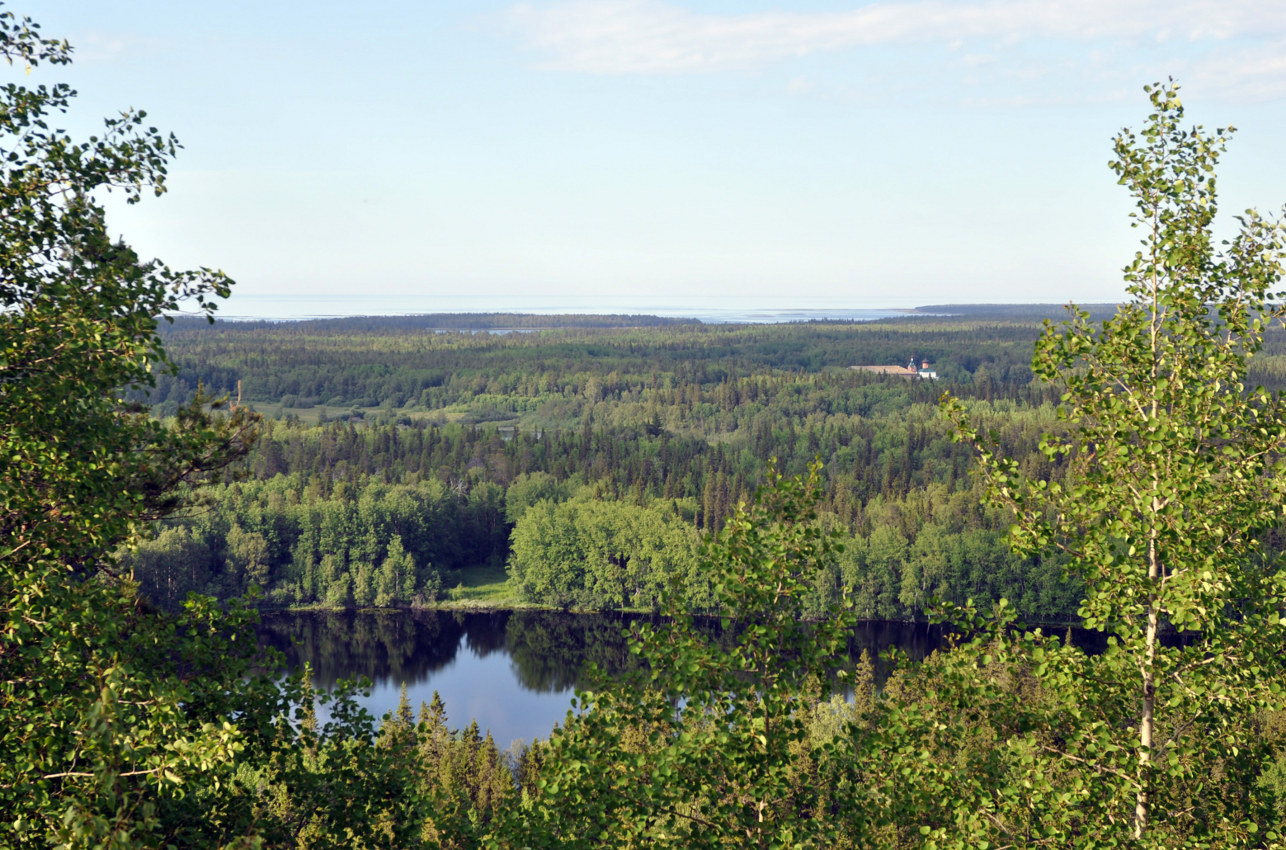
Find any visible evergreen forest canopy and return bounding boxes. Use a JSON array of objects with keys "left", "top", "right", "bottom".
[
  {"left": 134, "top": 310, "right": 1083, "bottom": 618},
  {"left": 6, "top": 4, "right": 1286, "bottom": 843},
  {"left": 125, "top": 305, "right": 1286, "bottom": 622}
]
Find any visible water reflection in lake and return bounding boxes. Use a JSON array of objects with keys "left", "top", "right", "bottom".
[{"left": 256, "top": 610, "right": 955, "bottom": 750}]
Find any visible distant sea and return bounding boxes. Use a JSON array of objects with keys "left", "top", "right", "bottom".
[{"left": 203, "top": 293, "right": 927, "bottom": 324}]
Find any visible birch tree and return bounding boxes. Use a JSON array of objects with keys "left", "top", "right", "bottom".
[{"left": 948, "top": 81, "right": 1286, "bottom": 845}]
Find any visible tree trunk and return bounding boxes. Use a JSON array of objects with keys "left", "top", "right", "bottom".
[{"left": 1135, "top": 520, "right": 1160, "bottom": 841}]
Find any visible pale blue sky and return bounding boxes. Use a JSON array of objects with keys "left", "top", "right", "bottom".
[{"left": 30, "top": 1, "right": 1286, "bottom": 314}]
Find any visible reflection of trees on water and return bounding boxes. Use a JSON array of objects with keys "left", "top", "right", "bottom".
[
  {"left": 503, "top": 611, "right": 647, "bottom": 693},
  {"left": 257, "top": 611, "right": 1096, "bottom": 695},
  {"left": 462, "top": 611, "right": 511, "bottom": 658},
  {"left": 841, "top": 621, "right": 1108, "bottom": 685},
  {"left": 260, "top": 610, "right": 658, "bottom": 695},
  {"left": 846, "top": 621, "right": 947, "bottom": 685},
  {"left": 258, "top": 610, "right": 645, "bottom": 693},
  {"left": 258, "top": 611, "right": 467, "bottom": 689}
]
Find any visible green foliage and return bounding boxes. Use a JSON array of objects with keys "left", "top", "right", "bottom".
[
  {"left": 149, "top": 314, "right": 1056, "bottom": 414},
  {"left": 124, "top": 296, "right": 1099, "bottom": 620},
  {"left": 945, "top": 81, "right": 1286, "bottom": 845},
  {"left": 507, "top": 496, "right": 703, "bottom": 611},
  {"left": 120, "top": 475, "right": 463, "bottom": 609},
  {"left": 505, "top": 463, "right": 862, "bottom": 847},
  {"left": 131, "top": 395, "right": 1071, "bottom": 620},
  {"left": 19, "top": 22, "right": 1286, "bottom": 844},
  {"left": 504, "top": 471, "right": 573, "bottom": 524},
  {"left": 220, "top": 674, "right": 528, "bottom": 849},
  {"left": 0, "top": 9, "right": 268, "bottom": 845}
]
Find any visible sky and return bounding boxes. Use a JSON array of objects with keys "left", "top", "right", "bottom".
[{"left": 27, "top": 1, "right": 1286, "bottom": 316}]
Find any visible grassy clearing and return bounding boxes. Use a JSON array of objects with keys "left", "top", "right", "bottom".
[{"left": 440, "top": 563, "right": 519, "bottom": 609}]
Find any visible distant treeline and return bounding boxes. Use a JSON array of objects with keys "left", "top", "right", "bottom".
[
  {"left": 914, "top": 303, "right": 1119, "bottom": 320},
  {"left": 143, "top": 318, "right": 1058, "bottom": 416},
  {"left": 165, "top": 312, "right": 698, "bottom": 333}
]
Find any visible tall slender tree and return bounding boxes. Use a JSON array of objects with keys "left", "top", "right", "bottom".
[{"left": 948, "top": 80, "right": 1286, "bottom": 844}]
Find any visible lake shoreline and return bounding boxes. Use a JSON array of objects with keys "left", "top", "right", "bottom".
[{"left": 249, "top": 599, "right": 1086, "bottom": 630}]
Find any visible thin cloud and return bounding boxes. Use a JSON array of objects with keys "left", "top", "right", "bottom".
[
  {"left": 72, "top": 31, "right": 169, "bottom": 64},
  {"left": 503, "top": 0, "right": 1286, "bottom": 80},
  {"left": 1183, "top": 45, "right": 1286, "bottom": 102}
]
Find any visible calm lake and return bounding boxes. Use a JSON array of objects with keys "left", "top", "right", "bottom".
[{"left": 256, "top": 610, "right": 953, "bottom": 751}]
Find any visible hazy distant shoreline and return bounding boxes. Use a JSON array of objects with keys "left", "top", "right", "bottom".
[
  {"left": 187, "top": 301, "right": 1113, "bottom": 326},
  {"left": 207, "top": 305, "right": 920, "bottom": 325},
  {"left": 196, "top": 293, "right": 932, "bottom": 324}
]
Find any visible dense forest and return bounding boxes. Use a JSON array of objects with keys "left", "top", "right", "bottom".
[
  {"left": 118, "top": 311, "right": 1122, "bottom": 622},
  {"left": 120, "top": 308, "right": 1286, "bottom": 624},
  {"left": 124, "top": 307, "right": 1286, "bottom": 623}
]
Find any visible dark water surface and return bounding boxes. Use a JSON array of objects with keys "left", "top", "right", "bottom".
[{"left": 256, "top": 610, "right": 956, "bottom": 750}]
